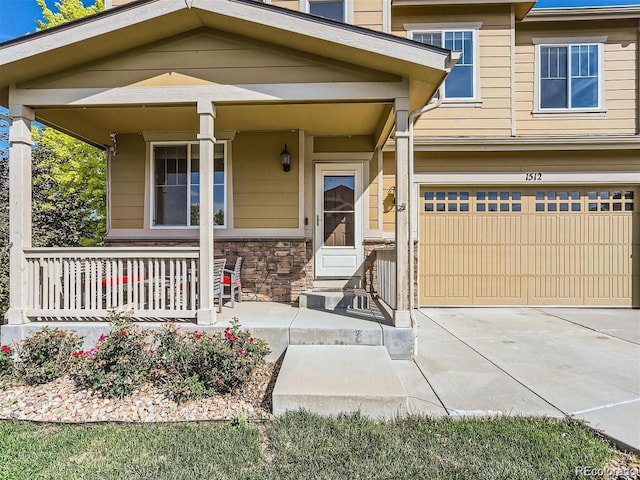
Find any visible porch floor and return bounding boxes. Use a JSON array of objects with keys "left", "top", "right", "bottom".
[{"left": 3, "top": 299, "right": 413, "bottom": 362}]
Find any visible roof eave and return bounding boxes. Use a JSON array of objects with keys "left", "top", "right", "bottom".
[
  {"left": 0, "top": 0, "right": 451, "bottom": 91},
  {"left": 523, "top": 5, "right": 640, "bottom": 21}
]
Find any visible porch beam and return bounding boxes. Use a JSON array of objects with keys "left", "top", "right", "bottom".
[
  {"left": 11, "top": 82, "right": 408, "bottom": 107},
  {"left": 196, "top": 99, "right": 217, "bottom": 326},
  {"left": 5, "top": 102, "right": 34, "bottom": 324},
  {"left": 393, "top": 97, "right": 411, "bottom": 328}
]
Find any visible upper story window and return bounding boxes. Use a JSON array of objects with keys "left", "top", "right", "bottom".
[
  {"left": 412, "top": 29, "right": 478, "bottom": 101},
  {"left": 535, "top": 38, "right": 604, "bottom": 111},
  {"left": 152, "top": 142, "right": 226, "bottom": 228},
  {"left": 307, "top": 0, "right": 345, "bottom": 22}
]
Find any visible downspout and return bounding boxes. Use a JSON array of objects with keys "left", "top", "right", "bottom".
[{"left": 407, "top": 86, "right": 443, "bottom": 332}]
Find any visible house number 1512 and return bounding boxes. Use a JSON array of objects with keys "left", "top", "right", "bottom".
[{"left": 525, "top": 172, "right": 542, "bottom": 181}]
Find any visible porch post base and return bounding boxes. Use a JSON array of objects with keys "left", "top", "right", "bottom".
[
  {"left": 196, "top": 309, "right": 217, "bottom": 326},
  {"left": 393, "top": 309, "right": 411, "bottom": 328},
  {"left": 4, "top": 308, "right": 30, "bottom": 325}
]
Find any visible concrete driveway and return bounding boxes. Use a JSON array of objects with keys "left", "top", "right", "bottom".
[{"left": 413, "top": 308, "right": 640, "bottom": 452}]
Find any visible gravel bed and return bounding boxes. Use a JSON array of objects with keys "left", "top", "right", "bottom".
[{"left": 0, "top": 363, "right": 276, "bottom": 423}]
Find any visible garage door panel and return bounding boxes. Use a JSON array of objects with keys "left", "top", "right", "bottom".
[{"left": 419, "top": 186, "right": 638, "bottom": 307}]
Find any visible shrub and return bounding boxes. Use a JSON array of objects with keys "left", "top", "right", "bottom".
[
  {"left": 152, "top": 318, "right": 270, "bottom": 403},
  {"left": 0, "top": 344, "right": 14, "bottom": 377},
  {"left": 71, "top": 311, "right": 152, "bottom": 398},
  {"left": 14, "top": 327, "right": 83, "bottom": 385}
]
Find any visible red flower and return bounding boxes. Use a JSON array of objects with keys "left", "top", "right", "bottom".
[
  {"left": 216, "top": 378, "right": 222, "bottom": 385},
  {"left": 57, "top": 331, "right": 66, "bottom": 338},
  {"left": 224, "top": 332, "right": 232, "bottom": 339},
  {"left": 149, "top": 349, "right": 155, "bottom": 354},
  {"left": 225, "top": 327, "right": 231, "bottom": 332},
  {"left": 98, "top": 334, "right": 106, "bottom": 342},
  {"left": 194, "top": 331, "right": 203, "bottom": 339},
  {"left": 231, "top": 335, "right": 237, "bottom": 342},
  {"left": 72, "top": 350, "right": 84, "bottom": 358},
  {"left": 236, "top": 349, "right": 244, "bottom": 356},
  {"left": 249, "top": 337, "right": 254, "bottom": 343},
  {"left": 120, "top": 331, "right": 127, "bottom": 336},
  {"left": 1, "top": 345, "right": 11, "bottom": 355}
]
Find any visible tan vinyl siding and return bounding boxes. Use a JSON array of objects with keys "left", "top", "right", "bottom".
[
  {"left": 413, "top": 150, "right": 640, "bottom": 173},
  {"left": 110, "top": 134, "right": 145, "bottom": 229},
  {"left": 354, "top": 0, "right": 384, "bottom": 31},
  {"left": 515, "top": 20, "right": 638, "bottom": 135},
  {"left": 27, "top": 32, "right": 397, "bottom": 89},
  {"left": 368, "top": 153, "right": 379, "bottom": 230},
  {"left": 232, "top": 131, "right": 300, "bottom": 229},
  {"left": 313, "top": 136, "right": 374, "bottom": 152},
  {"left": 270, "top": 0, "right": 301, "bottom": 11},
  {"left": 109, "top": 0, "right": 135, "bottom": 6},
  {"left": 393, "top": 6, "right": 513, "bottom": 137},
  {"left": 382, "top": 153, "right": 396, "bottom": 232}
]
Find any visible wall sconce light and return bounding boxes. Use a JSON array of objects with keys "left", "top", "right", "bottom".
[
  {"left": 388, "top": 186, "right": 396, "bottom": 205},
  {"left": 281, "top": 144, "right": 291, "bottom": 172}
]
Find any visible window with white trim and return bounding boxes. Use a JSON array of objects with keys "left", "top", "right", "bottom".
[
  {"left": 538, "top": 43, "right": 601, "bottom": 110},
  {"left": 152, "top": 142, "right": 226, "bottom": 228},
  {"left": 412, "top": 30, "right": 477, "bottom": 100},
  {"left": 307, "top": 0, "right": 345, "bottom": 22}
]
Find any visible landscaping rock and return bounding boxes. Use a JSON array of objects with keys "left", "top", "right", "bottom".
[{"left": 0, "top": 363, "right": 275, "bottom": 423}]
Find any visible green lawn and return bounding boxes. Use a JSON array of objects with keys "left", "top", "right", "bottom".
[{"left": 0, "top": 413, "right": 613, "bottom": 480}]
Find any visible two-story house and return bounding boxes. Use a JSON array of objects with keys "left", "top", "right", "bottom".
[{"left": 0, "top": 0, "right": 637, "bottom": 347}]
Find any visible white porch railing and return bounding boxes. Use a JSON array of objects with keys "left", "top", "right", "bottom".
[
  {"left": 375, "top": 247, "right": 396, "bottom": 310},
  {"left": 24, "top": 247, "right": 199, "bottom": 318}
]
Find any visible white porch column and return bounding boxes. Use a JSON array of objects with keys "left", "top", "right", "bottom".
[
  {"left": 394, "top": 98, "right": 411, "bottom": 328},
  {"left": 196, "top": 99, "right": 217, "bottom": 325},
  {"left": 5, "top": 104, "right": 35, "bottom": 324}
]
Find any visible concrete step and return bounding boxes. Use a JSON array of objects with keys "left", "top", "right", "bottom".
[
  {"left": 289, "top": 307, "right": 383, "bottom": 347},
  {"left": 273, "top": 345, "right": 409, "bottom": 419},
  {"left": 299, "top": 290, "right": 370, "bottom": 311}
]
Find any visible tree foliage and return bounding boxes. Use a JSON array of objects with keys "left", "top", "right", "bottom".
[
  {"left": 36, "top": 0, "right": 104, "bottom": 30},
  {"left": 32, "top": 127, "right": 107, "bottom": 248},
  {"left": 0, "top": 0, "right": 106, "bottom": 315}
]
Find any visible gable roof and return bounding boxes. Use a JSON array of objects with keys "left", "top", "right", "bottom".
[{"left": 0, "top": 0, "right": 453, "bottom": 106}]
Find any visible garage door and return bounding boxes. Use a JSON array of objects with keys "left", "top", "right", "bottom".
[{"left": 418, "top": 186, "right": 639, "bottom": 306}]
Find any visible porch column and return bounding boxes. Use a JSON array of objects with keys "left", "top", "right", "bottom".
[
  {"left": 196, "top": 99, "right": 217, "bottom": 325},
  {"left": 5, "top": 104, "right": 35, "bottom": 324},
  {"left": 394, "top": 98, "right": 411, "bottom": 328}
]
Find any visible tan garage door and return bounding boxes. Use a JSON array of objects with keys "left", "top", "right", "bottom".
[{"left": 418, "top": 186, "right": 639, "bottom": 306}]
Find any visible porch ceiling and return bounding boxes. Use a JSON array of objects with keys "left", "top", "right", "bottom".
[{"left": 37, "top": 103, "right": 392, "bottom": 145}]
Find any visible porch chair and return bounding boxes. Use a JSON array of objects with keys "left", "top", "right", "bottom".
[
  {"left": 213, "top": 258, "right": 227, "bottom": 313},
  {"left": 222, "top": 257, "right": 243, "bottom": 307}
]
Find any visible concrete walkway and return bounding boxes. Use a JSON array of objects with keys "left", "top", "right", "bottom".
[{"left": 413, "top": 308, "right": 640, "bottom": 453}]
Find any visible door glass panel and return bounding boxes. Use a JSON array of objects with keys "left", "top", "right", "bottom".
[{"left": 323, "top": 175, "right": 355, "bottom": 247}]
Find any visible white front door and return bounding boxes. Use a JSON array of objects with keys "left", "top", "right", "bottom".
[{"left": 315, "top": 163, "right": 363, "bottom": 278}]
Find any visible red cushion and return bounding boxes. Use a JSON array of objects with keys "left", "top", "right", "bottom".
[
  {"left": 101, "top": 275, "right": 145, "bottom": 287},
  {"left": 222, "top": 276, "right": 231, "bottom": 285}
]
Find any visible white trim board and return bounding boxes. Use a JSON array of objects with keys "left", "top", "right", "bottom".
[
  {"left": 13, "top": 82, "right": 409, "bottom": 107},
  {"left": 105, "top": 228, "right": 307, "bottom": 240},
  {"left": 413, "top": 172, "right": 640, "bottom": 185}
]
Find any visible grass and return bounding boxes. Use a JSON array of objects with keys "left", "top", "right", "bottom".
[{"left": 0, "top": 413, "right": 613, "bottom": 480}]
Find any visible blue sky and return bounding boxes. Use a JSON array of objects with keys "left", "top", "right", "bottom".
[
  {"left": 0, "top": 0, "right": 95, "bottom": 42},
  {"left": 1, "top": 0, "right": 639, "bottom": 44}
]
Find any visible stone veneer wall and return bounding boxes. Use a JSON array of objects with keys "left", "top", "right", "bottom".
[{"left": 105, "top": 238, "right": 314, "bottom": 303}]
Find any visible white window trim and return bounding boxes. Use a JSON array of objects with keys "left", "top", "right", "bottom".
[
  {"left": 301, "top": 0, "right": 353, "bottom": 24},
  {"left": 406, "top": 25, "right": 481, "bottom": 103},
  {"left": 532, "top": 36, "right": 607, "bottom": 114},
  {"left": 149, "top": 140, "right": 228, "bottom": 230}
]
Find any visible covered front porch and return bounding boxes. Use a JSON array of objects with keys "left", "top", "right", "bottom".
[{"left": 0, "top": 0, "right": 452, "bottom": 335}]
